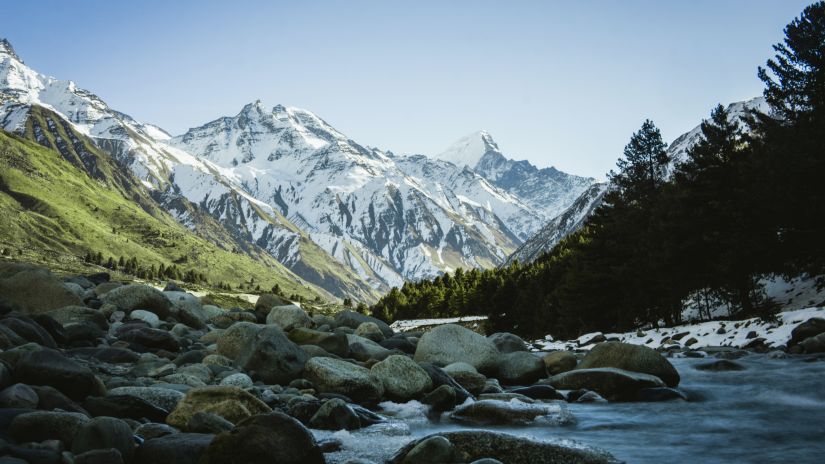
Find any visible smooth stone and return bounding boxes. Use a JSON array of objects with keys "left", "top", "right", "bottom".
[
  {"left": 101, "top": 285, "right": 171, "bottom": 319},
  {"left": 10, "top": 410, "right": 90, "bottom": 446},
  {"left": 13, "top": 349, "right": 105, "bottom": 401},
  {"left": 488, "top": 332, "right": 528, "bottom": 353},
  {"left": 542, "top": 351, "right": 578, "bottom": 375},
  {"left": 303, "top": 357, "right": 384, "bottom": 404},
  {"left": 107, "top": 387, "right": 185, "bottom": 412},
  {"left": 450, "top": 399, "right": 573, "bottom": 426},
  {"left": 308, "top": 398, "right": 361, "bottom": 430},
  {"left": 496, "top": 352, "right": 546, "bottom": 385},
  {"left": 288, "top": 327, "right": 349, "bottom": 357},
  {"left": 334, "top": 311, "right": 393, "bottom": 338},
  {"left": 187, "top": 411, "right": 234, "bottom": 434},
  {"left": 135, "top": 433, "right": 213, "bottom": 464},
  {"left": 355, "top": 322, "right": 385, "bottom": 342},
  {"left": 371, "top": 355, "right": 433, "bottom": 401},
  {"left": 548, "top": 367, "right": 666, "bottom": 401},
  {"left": 414, "top": 324, "right": 499, "bottom": 374},
  {"left": 0, "top": 383, "right": 39, "bottom": 408},
  {"left": 166, "top": 386, "right": 271, "bottom": 429},
  {"left": 71, "top": 416, "right": 135, "bottom": 463},
  {"left": 83, "top": 395, "right": 169, "bottom": 422},
  {"left": 235, "top": 326, "right": 308, "bottom": 385},
  {"left": 401, "top": 435, "right": 455, "bottom": 464},
  {"left": 266, "top": 304, "right": 312, "bottom": 331},
  {"left": 219, "top": 373, "right": 253, "bottom": 388},
  {"left": 576, "top": 341, "right": 680, "bottom": 387}
]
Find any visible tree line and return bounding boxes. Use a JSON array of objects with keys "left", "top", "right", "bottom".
[{"left": 370, "top": 2, "right": 825, "bottom": 339}]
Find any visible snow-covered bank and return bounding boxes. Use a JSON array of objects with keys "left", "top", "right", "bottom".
[
  {"left": 390, "top": 315, "right": 488, "bottom": 332},
  {"left": 535, "top": 307, "right": 825, "bottom": 352}
]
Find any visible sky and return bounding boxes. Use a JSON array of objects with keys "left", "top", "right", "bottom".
[{"left": 2, "top": 0, "right": 813, "bottom": 178}]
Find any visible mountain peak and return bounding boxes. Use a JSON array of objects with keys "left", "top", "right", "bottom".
[
  {"left": 436, "top": 130, "right": 501, "bottom": 168},
  {"left": 0, "top": 38, "right": 22, "bottom": 62}
]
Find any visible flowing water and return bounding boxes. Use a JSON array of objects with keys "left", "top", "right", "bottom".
[{"left": 317, "top": 354, "right": 825, "bottom": 463}]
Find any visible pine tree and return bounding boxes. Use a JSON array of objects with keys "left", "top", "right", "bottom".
[{"left": 609, "top": 120, "right": 669, "bottom": 205}]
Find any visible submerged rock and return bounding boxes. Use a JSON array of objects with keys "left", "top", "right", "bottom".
[
  {"left": 450, "top": 399, "right": 574, "bottom": 426},
  {"left": 694, "top": 360, "right": 746, "bottom": 371},
  {"left": 547, "top": 367, "right": 665, "bottom": 401},
  {"left": 389, "top": 431, "right": 619, "bottom": 464}
]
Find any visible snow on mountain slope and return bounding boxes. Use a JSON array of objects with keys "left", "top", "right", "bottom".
[
  {"left": 437, "top": 130, "right": 597, "bottom": 222},
  {"left": 0, "top": 39, "right": 379, "bottom": 301},
  {"left": 504, "top": 182, "right": 608, "bottom": 265},
  {"left": 171, "top": 103, "right": 535, "bottom": 284}
]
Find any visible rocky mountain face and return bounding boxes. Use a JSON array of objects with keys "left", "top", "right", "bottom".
[
  {"left": 0, "top": 38, "right": 596, "bottom": 300},
  {"left": 505, "top": 96, "right": 769, "bottom": 266}
]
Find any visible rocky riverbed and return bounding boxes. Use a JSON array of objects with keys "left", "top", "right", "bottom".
[{"left": 1, "top": 263, "right": 824, "bottom": 463}]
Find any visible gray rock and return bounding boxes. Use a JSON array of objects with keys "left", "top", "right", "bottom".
[
  {"left": 334, "top": 311, "right": 393, "bottom": 338},
  {"left": 401, "top": 435, "right": 455, "bottom": 464},
  {"left": 14, "top": 348, "right": 106, "bottom": 400},
  {"left": 288, "top": 327, "right": 349, "bottom": 357},
  {"left": 496, "top": 352, "right": 546, "bottom": 385},
  {"left": 135, "top": 433, "right": 213, "bottom": 464},
  {"left": 371, "top": 355, "right": 433, "bottom": 401},
  {"left": 542, "top": 350, "right": 577, "bottom": 375},
  {"left": 187, "top": 411, "right": 234, "bottom": 434},
  {"left": 790, "top": 318, "right": 825, "bottom": 346},
  {"left": 308, "top": 398, "right": 361, "bottom": 430},
  {"left": 0, "top": 263, "right": 82, "bottom": 313},
  {"left": 414, "top": 324, "right": 500, "bottom": 374},
  {"left": 421, "top": 384, "right": 457, "bottom": 412},
  {"left": 347, "top": 334, "right": 394, "bottom": 361},
  {"left": 800, "top": 332, "right": 825, "bottom": 353},
  {"left": 444, "top": 362, "right": 487, "bottom": 395},
  {"left": 71, "top": 416, "right": 135, "bottom": 462},
  {"left": 389, "top": 431, "right": 619, "bottom": 464},
  {"left": 488, "top": 333, "right": 528, "bottom": 353},
  {"left": 548, "top": 367, "right": 666, "bottom": 401},
  {"left": 355, "top": 322, "right": 385, "bottom": 342},
  {"left": 129, "top": 309, "right": 160, "bottom": 328},
  {"left": 254, "top": 293, "right": 290, "bottom": 321},
  {"left": 219, "top": 373, "right": 253, "bottom": 388},
  {"left": 107, "top": 386, "right": 185, "bottom": 412},
  {"left": 46, "top": 305, "right": 108, "bottom": 330},
  {"left": 576, "top": 341, "right": 680, "bottom": 387},
  {"left": 266, "top": 304, "right": 312, "bottom": 332},
  {"left": 303, "top": 357, "right": 384, "bottom": 404},
  {"left": 216, "top": 322, "right": 261, "bottom": 360},
  {"left": 10, "top": 410, "right": 90, "bottom": 446},
  {"left": 200, "top": 412, "right": 324, "bottom": 464},
  {"left": 236, "top": 326, "right": 308, "bottom": 385},
  {"left": 166, "top": 386, "right": 271, "bottom": 429},
  {"left": 0, "top": 383, "right": 39, "bottom": 408},
  {"left": 101, "top": 285, "right": 171, "bottom": 319},
  {"left": 75, "top": 448, "right": 125, "bottom": 464}
]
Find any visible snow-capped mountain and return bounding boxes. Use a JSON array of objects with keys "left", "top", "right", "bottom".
[
  {"left": 0, "top": 37, "right": 597, "bottom": 299},
  {"left": 170, "top": 103, "right": 541, "bottom": 284},
  {"left": 504, "top": 182, "right": 608, "bottom": 265},
  {"left": 436, "top": 130, "right": 597, "bottom": 223}
]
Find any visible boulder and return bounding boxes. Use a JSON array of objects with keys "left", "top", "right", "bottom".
[
  {"left": 9, "top": 410, "right": 90, "bottom": 446},
  {"left": 419, "top": 363, "right": 473, "bottom": 404},
  {"left": 0, "top": 315, "right": 57, "bottom": 348},
  {"left": 83, "top": 395, "right": 169, "bottom": 422},
  {"left": 308, "top": 398, "right": 361, "bottom": 430},
  {"left": 800, "top": 332, "right": 825, "bottom": 353},
  {"left": 0, "top": 264, "right": 82, "bottom": 313},
  {"left": 496, "top": 352, "right": 546, "bottom": 385},
  {"left": 219, "top": 373, "right": 253, "bottom": 389},
  {"left": 443, "top": 362, "right": 487, "bottom": 395},
  {"left": 253, "top": 293, "right": 290, "bottom": 321},
  {"left": 487, "top": 333, "right": 528, "bottom": 353},
  {"left": 118, "top": 327, "right": 181, "bottom": 352},
  {"left": 347, "top": 334, "right": 394, "bottom": 361},
  {"left": 235, "top": 326, "right": 308, "bottom": 385},
  {"left": 166, "top": 386, "right": 271, "bottom": 428},
  {"left": 71, "top": 416, "right": 135, "bottom": 462},
  {"left": 200, "top": 412, "right": 324, "bottom": 464},
  {"left": 14, "top": 349, "right": 105, "bottom": 400},
  {"left": 547, "top": 367, "right": 666, "bottom": 401},
  {"left": 388, "top": 431, "right": 620, "bottom": 464},
  {"left": 334, "top": 310, "right": 393, "bottom": 338},
  {"left": 576, "top": 341, "right": 680, "bottom": 387},
  {"left": 288, "top": 327, "right": 349, "bottom": 357},
  {"left": 135, "top": 433, "right": 213, "bottom": 464},
  {"left": 355, "top": 322, "right": 385, "bottom": 342},
  {"left": 266, "top": 305, "right": 312, "bottom": 331},
  {"left": 542, "top": 351, "right": 577, "bottom": 375},
  {"left": 421, "top": 384, "right": 458, "bottom": 412},
  {"left": 129, "top": 310, "right": 160, "bottom": 328},
  {"left": 450, "top": 399, "right": 573, "bottom": 426},
  {"left": 187, "top": 411, "right": 235, "bottom": 434},
  {"left": 107, "top": 387, "right": 184, "bottom": 412},
  {"left": 46, "top": 306, "right": 108, "bottom": 330},
  {"left": 101, "top": 285, "right": 171, "bottom": 319},
  {"left": 789, "top": 318, "right": 825, "bottom": 346},
  {"left": 215, "top": 322, "right": 261, "bottom": 360},
  {"left": 371, "top": 355, "right": 433, "bottom": 401},
  {"left": 401, "top": 435, "right": 456, "bottom": 464},
  {"left": 0, "top": 383, "right": 39, "bottom": 408},
  {"left": 303, "top": 357, "right": 384, "bottom": 404},
  {"left": 414, "top": 324, "right": 500, "bottom": 373}
]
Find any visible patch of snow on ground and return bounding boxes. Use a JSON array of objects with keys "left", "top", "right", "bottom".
[{"left": 390, "top": 315, "right": 488, "bottom": 332}]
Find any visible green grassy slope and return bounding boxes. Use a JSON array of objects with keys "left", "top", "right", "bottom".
[{"left": 0, "top": 128, "right": 326, "bottom": 300}]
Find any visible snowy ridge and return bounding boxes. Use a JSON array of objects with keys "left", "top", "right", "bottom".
[{"left": 435, "top": 130, "right": 500, "bottom": 168}]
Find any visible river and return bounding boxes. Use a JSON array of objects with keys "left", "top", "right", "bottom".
[{"left": 316, "top": 353, "right": 825, "bottom": 463}]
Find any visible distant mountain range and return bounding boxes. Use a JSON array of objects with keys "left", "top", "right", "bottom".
[{"left": 0, "top": 38, "right": 597, "bottom": 301}]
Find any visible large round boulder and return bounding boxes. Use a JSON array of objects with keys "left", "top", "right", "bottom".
[
  {"left": 496, "top": 352, "right": 546, "bottom": 385},
  {"left": 0, "top": 263, "right": 82, "bottom": 313},
  {"left": 166, "top": 386, "right": 271, "bottom": 428},
  {"left": 253, "top": 293, "right": 290, "bottom": 321},
  {"left": 14, "top": 348, "right": 106, "bottom": 400},
  {"left": 414, "top": 324, "right": 500, "bottom": 374},
  {"left": 576, "top": 341, "right": 680, "bottom": 387},
  {"left": 371, "top": 355, "right": 433, "bottom": 401},
  {"left": 303, "top": 357, "right": 384, "bottom": 404},
  {"left": 488, "top": 332, "right": 528, "bottom": 353},
  {"left": 542, "top": 350, "right": 577, "bottom": 375},
  {"left": 235, "top": 326, "right": 308, "bottom": 385},
  {"left": 266, "top": 305, "right": 312, "bottom": 331},
  {"left": 547, "top": 367, "right": 666, "bottom": 401},
  {"left": 216, "top": 322, "right": 261, "bottom": 360},
  {"left": 200, "top": 412, "right": 324, "bottom": 464},
  {"left": 101, "top": 285, "right": 171, "bottom": 319}
]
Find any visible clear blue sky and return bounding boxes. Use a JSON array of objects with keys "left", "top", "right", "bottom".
[{"left": 2, "top": 0, "right": 813, "bottom": 177}]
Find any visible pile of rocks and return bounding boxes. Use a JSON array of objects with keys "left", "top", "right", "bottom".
[{"left": 0, "top": 262, "right": 706, "bottom": 463}]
